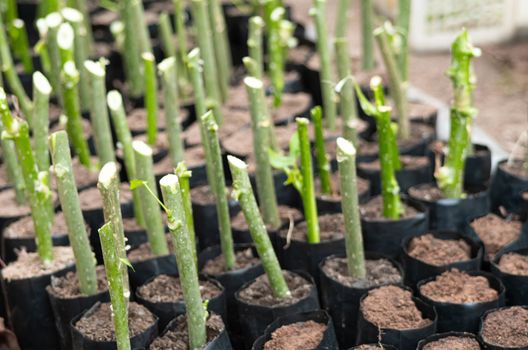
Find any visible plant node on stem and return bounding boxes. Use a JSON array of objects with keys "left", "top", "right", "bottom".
[{"left": 311, "top": 106, "right": 333, "bottom": 195}]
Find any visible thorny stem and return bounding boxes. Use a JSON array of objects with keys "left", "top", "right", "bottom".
[
  {"left": 32, "top": 72, "right": 52, "bottom": 172},
  {"left": 228, "top": 155, "right": 291, "bottom": 299},
  {"left": 336, "top": 137, "right": 366, "bottom": 278},
  {"left": 335, "top": 38, "right": 359, "bottom": 145},
  {"left": 49, "top": 131, "right": 97, "bottom": 295},
  {"left": 360, "top": 0, "right": 375, "bottom": 71},
  {"left": 311, "top": 106, "right": 332, "bottom": 195}
]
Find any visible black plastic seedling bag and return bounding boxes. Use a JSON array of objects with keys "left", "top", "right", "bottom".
[
  {"left": 401, "top": 230, "right": 484, "bottom": 288},
  {"left": 491, "top": 245, "right": 528, "bottom": 306},
  {"left": 348, "top": 344, "right": 397, "bottom": 350},
  {"left": 478, "top": 305, "right": 528, "bottom": 350},
  {"left": 251, "top": 310, "right": 338, "bottom": 350},
  {"left": 490, "top": 160, "right": 528, "bottom": 217},
  {"left": 417, "top": 271, "right": 505, "bottom": 333},
  {"left": 129, "top": 254, "right": 178, "bottom": 291},
  {"left": 2, "top": 233, "right": 69, "bottom": 263},
  {"left": 70, "top": 302, "right": 159, "bottom": 350},
  {"left": 417, "top": 332, "right": 484, "bottom": 349},
  {"left": 318, "top": 253, "right": 404, "bottom": 349}
]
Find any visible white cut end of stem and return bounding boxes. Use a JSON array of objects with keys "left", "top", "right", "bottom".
[
  {"left": 141, "top": 51, "right": 155, "bottom": 62},
  {"left": 295, "top": 117, "right": 309, "bottom": 126},
  {"left": 159, "top": 174, "right": 179, "bottom": 189},
  {"left": 63, "top": 61, "right": 78, "bottom": 78},
  {"left": 45, "top": 12, "right": 62, "bottom": 29},
  {"left": 57, "top": 22, "right": 74, "bottom": 50},
  {"left": 336, "top": 137, "right": 356, "bottom": 156},
  {"left": 61, "top": 7, "right": 83, "bottom": 23},
  {"left": 370, "top": 76, "right": 382, "bottom": 90},
  {"left": 227, "top": 155, "right": 247, "bottom": 170},
  {"left": 12, "top": 19, "right": 24, "bottom": 29},
  {"left": 378, "top": 105, "right": 392, "bottom": 113},
  {"left": 188, "top": 48, "right": 200, "bottom": 61},
  {"left": 132, "top": 140, "right": 153, "bottom": 157},
  {"left": 33, "top": 71, "right": 52, "bottom": 95},
  {"left": 271, "top": 7, "right": 285, "bottom": 21},
  {"left": 107, "top": 90, "right": 123, "bottom": 111},
  {"left": 110, "top": 21, "right": 124, "bottom": 35},
  {"left": 250, "top": 16, "right": 264, "bottom": 27},
  {"left": 84, "top": 60, "right": 105, "bottom": 77},
  {"left": 244, "top": 76, "right": 263, "bottom": 89},
  {"left": 157, "top": 57, "right": 175, "bottom": 73},
  {"left": 36, "top": 18, "right": 48, "bottom": 36},
  {"left": 98, "top": 162, "right": 118, "bottom": 188}
]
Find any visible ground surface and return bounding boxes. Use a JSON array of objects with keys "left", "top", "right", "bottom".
[{"left": 289, "top": 0, "right": 528, "bottom": 153}]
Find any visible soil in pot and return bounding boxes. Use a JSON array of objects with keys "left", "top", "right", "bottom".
[
  {"left": 201, "top": 247, "right": 261, "bottom": 276},
  {"left": 154, "top": 146, "right": 206, "bottom": 177},
  {"left": 47, "top": 268, "right": 108, "bottom": 299},
  {"left": 360, "top": 285, "right": 433, "bottom": 330},
  {"left": 78, "top": 182, "right": 133, "bottom": 212},
  {"left": 352, "top": 345, "right": 393, "bottom": 350},
  {"left": 2, "top": 246, "right": 75, "bottom": 281},
  {"left": 126, "top": 132, "right": 170, "bottom": 162},
  {"left": 279, "top": 213, "right": 344, "bottom": 243},
  {"left": 149, "top": 314, "right": 227, "bottom": 349},
  {"left": 419, "top": 269, "right": 498, "bottom": 304},
  {"left": 315, "top": 172, "right": 371, "bottom": 212},
  {"left": 262, "top": 320, "right": 326, "bottom": 350},
  {"left": 360, "top": 195, "right": 419, "bottom": 220},
  {"left": 497, "top": 252, "right": 528, "bottom": 275},
  {"left": 127, "top": 107, "right": 189, "bottom": 135},
  {"left": 137, "top": 274, "right": 221, "bottom": 302},
  {"left": 127, "top": 233, "right": 173, "bottom": 263},
  {"left": 469, "top": 214, "right": 522, "bottom": 259},
  {"left": 73, "top": 302, "right": 156, "bottom": 342},
  {"left": 480, "top": 306, "right": 528, "bottom": 348},
  {"left": 0, "top": 188, "right": 31, "bottom": 221},
  {"left": 490, "top": 160, "right": 528, "bottom": 215},
  {"left": 421, "top": 335, "right": 481, "bottom": 350},
  {"left": 407, "top": 233, "right": 472, "bottom": 266}
]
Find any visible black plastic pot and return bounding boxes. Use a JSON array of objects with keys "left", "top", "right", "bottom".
[
  {"left": 234, "top": 270, "right": 320, "bottom": 348},
  {"left": 251, "top": 310, "right": 338, "bottom": 350},
  {"left": 2, "top": 232, "right": 69, "bottom": 263},
  {"left": 318, "top": 253, "right": 404, "bottom": 349},
  {"left": 70, "top": 302, "right": 159, "bottom": 350},
  {"left": 128, "top": 253, "right": 178, "bottom": 292},
  {"left": 47, "top": 279, "right": 110, "bottom": 350},
  {"left": 356, "top": 289, "right": 438, "bottom": 350},
  {"left": 357, "top": 157, "right": 432, "bottom": 196},
  {"left": 136, "top": 275, "right": 227, "bottom": 332},
  {"left": 250, "top": 171, "right": 301, "bottom": 209},
  {"left": 417, "top": 271, "right": 505, "bottom": 333},
  {"left": 348, "top": 345, "right": 397, "bottom": 350},
  {"left": 361, "top": 196, "right": 429, "bottom": 258},
  {"left": 491, "top": 245, "right": 528, "bottom": 306},
  {"left": 417, "top": 332, "right": 483, "bottom": 349},
  {"left": 316, "top": 181, "right": 371, "bottom": 215},
  {"left": 478, "top": 306, "right": 528, "bottom": 350},
  {"left": 1, "top": 262, "right": 74, "bottom": 350},
  {"left": 490, "top": 160, "right": 528, "bottom": 217},
  {"left": 409, "top": 183, "right": 490, "bottom": 230},
  {"left": 401, "top": 231, "right": 484, "bottom": 287}
]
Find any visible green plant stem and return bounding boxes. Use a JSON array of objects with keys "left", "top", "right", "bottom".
[
  {"left": 62, "top": 8, "right": 90, "bottom": 111},
  {"left": 38, "top": 0, "right": 61, "bottom": 17},
  {"left": 247, "top": 16, "right": 264, "bottom": 79},
  {"left": 360, "top": 0, "right": 375, "bottom": 71},
  {"left": 120, "top": 0, "right": 142, "bottom": 97},
  {"left": 335, "top": 38, "right": 358, "bottom": 145},
  {"left": 0, "top": 89, "right": 54, "bottom": 263},
  {"left": 133, "top": 141, "right": 169, "bottom": 256},
  {"left": 207, "top": 0, "right": 231, "bottom": 102},
  {"left": 311, "top": 106, "right": 332, "bottom": 195},
  {"left": 72, "top": 0, "right": 94, "bottom": 53},
  {"left": 61, "top": 61, "right": 93, "bottom": 169},
  {"left": 336, "top": 137, "right": 366, "bottom": 278},
  {"left": 142, "top": 52, "right": 159, "bottom": 146},
  {"left": 98, "top": 223, "right": 131, "bottom": 350},
  {"left": 202, "top": 111, "right": 236, "bottom": 270},
  {"left": 228, "top": 155, "right": 291, "bottom": 299},
  {"left": 267, "top": 7, "right": 285, "bottom": 108},
  {"left": 158, "top": 57, "right": 185, "bottom": 165},
  {"left": 374, "top": 23, "right": 410, "bottom": 141},
  {"left": 335, "top": 0, "right": 349, "bottom": 39},
  {"left": 159, "top": 174, "right": 206, "bottom": 349},
  {"left": 131, "top": 0, "right": 152, "bottom": 54},
  {"left": 187, "top": 48, "right": 216, "bottom": 196},
  {"left": 190, "top": 0, "right": 223, "bottom": 124},
  {"left": 85, "top": 60, "right": 115, "bottom": 165},
  {"left": 310, "top": 0, "right": 336, "bottom": 131},
  {"left": 49, "top": 131, "right": 97, "bottom": 295},
  {"left": 0, "top": 15, "right": 32, "bottom": 117},
  {"left": 10, "top": 19, "right": 34, "bottom": 73},
  {"left": 172, "top": 0, "right": 190, "bottom": 93},
  {"left": 97, "top": 162, "right": 131, "bottom": 301},
  {"left": 107, "top": 90, "right": 145, "bottom": 227},
  {"left": 243, "top": 57, "right": 259, "bottom": 78},
  {"left": 0, "top": 131, "right": 25, "bottom": 204},
  {"left": 396, "top": 0, "right": 411, "bottom": 82},
  {"left": 175, "top": 162, "right": 197, "bottom": 264},
  {"left": 45, "top": 12, "right": 64, "bottom": 104},
  {"left": 296, "top": 117, "right": 320, "bottom": 243},
  {"left": 159, "top": 12, "right": 176, "bottom": 58},
  {"left": 245, "top": 77, "right": 281, "bottom": 230},
  {"left": 32, "top": 72, "right": 52, "bottom": 172},
  {"left": 57, "top": 22, "right": 74, "bottom": 65}
]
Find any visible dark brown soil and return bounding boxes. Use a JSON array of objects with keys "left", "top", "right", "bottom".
[
  {"left": 128, "top": 132, "right": 170, "bottom": 157},
  {"left": 354, "top": 345, "right": 388, "bottom": 350},
  {"left": 231, "top": 205, "right": 303, "bottom": 232},
  {"left": 0, "top": 189, "right": 31, "bottom": 217},
  {"left": 359, "top": 124, "right": 434, "bottom": 157},
  {"left": 123, "top": 217, "right": 144, "bottom": 232},
  {"left": 358, "top": 155, "right": 430, "bottom": 171},
  {"left": 47, "top": 268, "right": 108, "bottom": 299},
  {"left": 321, "top": 256, "right": 402, "bottom": 288},
  {"left": 278, "top": 213, "right": 344, "bottom": 242},
  {"left": 190, "top": 184, "right": 233, "bottom": 206},
  {"left": 201, "top": 248, "right": 260, "bottom": 275},
  {"left": 262, "top": 320, "right": 326, "bottom": 350},
  {"left": 149, "top": 314, "right": 224, "bottom": 350},
  {"left": 361, "top": 285, "right": 432, "bottom": 329},
  {"left": 360, "top": 195, "right": 419, "bottom": 220},
  {"left": 127, "top": 108, "right": 189, "bottom": 134},
  {"left": 78, "top": 183, "right": 133, "bottom": 211},
  {"left": 470, "top": 214, "right": 522, "bottom": 258},
  {"left": 481, "top": 306, "right": 528, "bottom": 348},
  {"left": 2, "top": 246, "right": 75, "bottom": 280},
  {"left": 407, "top": 233, "right": 472, "bottom": 266},
  {"left": 74, "top": 302, "right": 156, "bottom": 342},
  {"left": 137, "top": 275, "right": 222, "bottom": 303},
  {"left": 409, "top": 102, "right": 438, "bottom": 123},
  {"left": 4, "top": 212, "right": 70, "bottom": 238},
  {"left": 238, "top": 271, "right": 313, "bottom": 307},
  {"left": 423, "top": 336, "right": 481, "bottom": 350},
  {"left": 127, "top": 234, "right": 173, "bottom": 262},
  {"left": 50, "top": 118, "right": 91, "bottom": 139},
  {"left": 271, "top": 92, "right": 311, "bottom": 122},
  {"left": 408, "top": 183, "right": 445, "bottom": 201},
  {"left": 420, "top": 269, "right": 498, "bottom": 304},
  {"left": 501, "top": 160, "right": 528, "bottom": 179},
  {"left": 0, "top": 166, "right": 8, "bottom": 188},
  {"left": 69, "top": 156, "right": 100, "bottom": 189},
  {"left": 218, "top": 110, "right": 251, "bottom": 140},
  {"left": 154, "top": 146, "right": 206, "bottom": 176},
  {"left": 315, "top": 172, "right": 370, "bottom": 201},
  {"left": 498, "top": 252, "right": 528, "bottom": 276}
]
